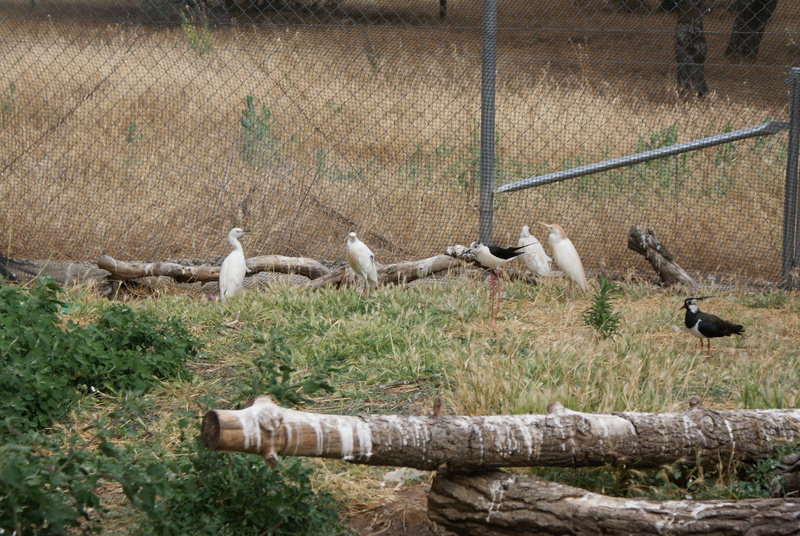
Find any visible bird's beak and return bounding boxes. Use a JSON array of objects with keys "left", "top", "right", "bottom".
[
  {"left": 538, "top": 222, "right": 548, "bottom": 229},
  {"left": 242, "top": 229, "right": 251, "bottom": 233}
]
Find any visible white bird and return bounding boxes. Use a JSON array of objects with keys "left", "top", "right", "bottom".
[
  {"left": 219, "top": 227, "right": 249, "bottom": 302},
  {"left": 518, "top": 225, "right": 554, "bottom": 277},
  {"left": 346, "top": 232, "right": 378, "bottom": 291},
  {"left": 539, "top": 223, "right": 589, "bottom": 294}
]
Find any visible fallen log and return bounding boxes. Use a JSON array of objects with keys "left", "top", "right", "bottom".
[
  {"left": 201, "top": 397, "right": 800, "bottom": 471},
  {"left": 97, "top": 254, "right": 331, "bottom": 282},
  {"left": 627, "top": 226, "right": 698, "bottom": 288},
  {"left": 305, "top": 254, "right": 463, "bottom": 289},
  {"left": 427, "top": 470, "right": 800, "bottom": 536}
]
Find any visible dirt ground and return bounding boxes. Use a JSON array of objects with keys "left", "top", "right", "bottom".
[{"left": 345, "top": 483, "right": 453, "bottom": 536}]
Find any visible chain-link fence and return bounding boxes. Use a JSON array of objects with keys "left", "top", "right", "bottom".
[{"left": 1, "top": 0, "right": 798, "bottom": 283}]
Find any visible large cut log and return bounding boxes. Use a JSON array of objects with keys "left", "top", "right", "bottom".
[
  {"left": 201, "top": 397, "right": 800, "bottom": 471},
  {"left": 627, "top": 226, "right": 698, "bottom": 288},
  {"left": 305, "top": 254, "right": 463, "bottom": 289},
  {"left": 97, "top": 254, "right": 331, "bottom": 282},
  {"left": 427, "top": 470, "right": 800, "bottom": 536}
]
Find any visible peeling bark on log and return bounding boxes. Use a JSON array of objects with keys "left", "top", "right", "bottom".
[
  {"left": 98, "top": 254, "right": 459, "bottom": 289},
  {"left": 427, "top": 470, "right": 800, "bottom": 536},
  {"left": 97, "top": 254, "right": 331, "bottom": 282},
  {"left": 201, "top": 397, "right": 800, "bottom": 472},
  {"left": 305, "top": 254, "right": 463, "bottom": 289},
  {"left": 627, "top": 226, "right": 698, "bottom": 288}
]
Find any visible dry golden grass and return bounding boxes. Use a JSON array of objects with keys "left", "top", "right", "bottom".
[{"left": 1, "top": 1, "right": 796, "bottom": 284}]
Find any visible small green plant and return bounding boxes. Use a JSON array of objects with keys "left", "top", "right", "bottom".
[
  {"left": 179, "top": 10, "right": 214, "bottom": 57},
  {"left": 238, "top": 329, "right": 336, "bottom": 408},
  {"left": 240, "top": 95, "right": 293, "bottom": 168},
  {"left": 315, "top": 148, "right": 368, "bottom": 183},
  {"left": 124, "top": 120, "right": 143, "bottom": 166},
  {"left": 0, "top": 82, "right": 17, "bottom": 125},
  {"left": 581, "top": 277, "right": 623, "bottom": 339}
]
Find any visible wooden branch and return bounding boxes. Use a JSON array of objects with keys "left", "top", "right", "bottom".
[
  {"left": 305, "top": 254, "right": 463, "bottom": 289},
  {"left": 427, "top": 470, "right": 800, "bottom": 536},
  {"left": 97, "top": 254, "right": 330, "bottom": 283},
  {"left": 201, "top": 397, "right": 800, "bottom": 471},
  {"left": 627, "top": 226, "right": 698, "bottom": 288}
]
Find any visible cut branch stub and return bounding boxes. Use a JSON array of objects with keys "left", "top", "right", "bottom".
[
  {"left": 627, "top": 225, "right": 698, "bottom": 288},
  {"left": 201, "top": 397, "right": 800, "bottom": 472}
]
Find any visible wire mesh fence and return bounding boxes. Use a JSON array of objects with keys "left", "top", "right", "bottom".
[{"left": 1, "top": 0, "right": 798, "bottom": 283}]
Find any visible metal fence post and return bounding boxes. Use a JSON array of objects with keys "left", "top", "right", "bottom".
[
  {"left": 782, "top": 67, "right": 800, "bottom": 288},
  {"left": 478, "top": 0, "right": 497, "bottom": 246}
]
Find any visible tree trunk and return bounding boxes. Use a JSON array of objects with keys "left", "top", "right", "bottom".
[
  {"left": 726, "top": 0, "right": 778, "bottom": 58},
  {"left": 97, "top": 254, "right": 459, "bottom": 290},
  {"left": 427, "top": 470, "right": 800, "bottom": 536},
  {"left": 201, "top": 397, "right": 800, "bottom": 471},
  {"left": 305, "top": 254, "right": 463, "bottom": 289},
  {"left": 627, "top": 225, "right": 698, "bottom": 288},
  {"left": 97, "top": 254, "right": 331, "bottom": 282},
  {"left": 675, "top": 0, "right": 708, "bottom": 98}
]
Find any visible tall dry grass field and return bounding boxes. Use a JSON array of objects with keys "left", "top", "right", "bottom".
[{"left": 1, "top": 0, "right": 796, "bottom": 281}]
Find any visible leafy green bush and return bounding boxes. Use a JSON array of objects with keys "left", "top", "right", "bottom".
[
  {"left": 0, "top": 421, "right": 159, "bottom": 536},
  {"left": 137, "top": 432, "right": 343, "bottom": 536},
  {"left": 0, "top": 278, "right": 199, "bottom": 431}
]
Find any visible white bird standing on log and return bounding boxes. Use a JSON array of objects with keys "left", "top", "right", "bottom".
[
  {"left": 219, "top": 227, "right": 249, "bottom": 302},
  {"left": 518, "top": 225, "right": 554, "bottom": 277},
  {"left": 539, "top": 223, "right": 589, "bottom": 294},
  {"left": 346, "top": 232, "right": 378, "bottom": 291}
]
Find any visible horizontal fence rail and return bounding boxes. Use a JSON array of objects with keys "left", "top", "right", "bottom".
[{"left": 495, "top": 121, "right": 790, "bottom": 194}]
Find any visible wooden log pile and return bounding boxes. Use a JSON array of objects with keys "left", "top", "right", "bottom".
[{"left": 201, "top": 396, "right": 800, "bottom": 535}]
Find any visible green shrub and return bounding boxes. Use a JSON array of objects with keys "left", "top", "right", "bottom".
[
  {"left": 136, "top": 421, "right": 343, "bottom": 536},
  {"left": 0, "top": 278, "right": 199, "bottom": 431}
]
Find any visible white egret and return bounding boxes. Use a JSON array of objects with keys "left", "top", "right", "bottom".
[
  {"left": 469, "top": 241, "right": 529, "bottom": 326},
  {"left": 219, "top": 227, "right": 249, "bottom": 302},
  {"left": 539, "top": 223, "right": 589, "bottom": 294},
  {"left": 346, "top": 232, "right": 378, "bottom": 291},
  {"left": 518, "top": 225, "right": 554, "bottom": 277}
]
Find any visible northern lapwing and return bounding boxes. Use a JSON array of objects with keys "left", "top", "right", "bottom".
[
  {"left": 468, "top": 241, "right": 530, "bottom": 326},
  {"left": 680, "top": 297, "right": 744, "bottom": 358},
  {"left": 539, "top": 223, "right": 589, "bottom": 295},
  {"left": 518, "top": 225, "right": 555, "bottom": 278},
  {"left": 219, "top": 227, "right": 250, "bottom": 302},
  {"left": 346, "top": 232, "right": 379, "bottom": 291}
]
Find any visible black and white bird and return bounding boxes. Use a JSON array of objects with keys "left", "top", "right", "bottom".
[
  {"left": 468, "top": 241, "right": 530, "bottom": 325},
  {"left": 680, "top": 297, "right": 744, "bottom": 357},
  {"left": 219, "top": 227, "right": 250, "bottom": 302},
  {"left": 346, "top": 232, "right": 379, "bottom": 291}
]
